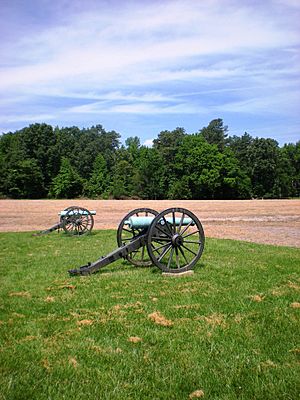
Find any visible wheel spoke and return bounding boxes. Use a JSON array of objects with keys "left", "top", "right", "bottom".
[
  {"left": 177, "top": 212, "right": 185, "bottom": 233},
  {"left": 122, "top": 227, "right": 133, "bottom": 234},
  {"left": 141, "top": 245, "right": 145, "bottom": 261},
  {"left": 80, "top": 221, "right": 88, "bottom": 229},
  {"left": 180, "top": 219, "right": 193, "bottom": 236},
  {"left": 158, "top": 244, "right": 172, "bottom": 262},
  {"left": 155, "top": 224, "right": 172, "bottom": 238},
  {"left": 172, "top": 211, "right": 176, "bottom": 234},
  {"left": 162, "top": 216, "right": 174, "bottom": 237},
  {"left": 184, "top": 240, "right": 202, "bottom": 244},
  {"left": 175, "top": 247, "right": 180, "bottom": 269},
  {"left": 65, "top": 224, "right": 73, "bottom": 231},
  {"left": 131, "top": 250, "right": 138, "bottom": 259},
  {"left": 152, "top": 242, "right": 171, "bottom": 253},
  {"left": 183, "top": 230, "right": 200, "bottom": 239},
  {"left": 182, "top": 244, "right": 197, "bottom": 256},
  {"left": 151, "top": 236, "right": 170, "bottom": 242},
  {"left": 167, "top": 247, "right": 175, "bottom": 269},
  {"left": 178, "top": 246, "right": 189, "bottom": 264}
]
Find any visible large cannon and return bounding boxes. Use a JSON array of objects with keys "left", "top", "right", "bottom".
[
  {"left": 35, "top": 206, "right": 95, "bottom": 236},
  {"left": 69, "top": 207, "right": 205, "bottom": 276}
]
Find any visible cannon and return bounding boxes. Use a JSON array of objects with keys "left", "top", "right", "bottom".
[
  {"left": 35, "top": 206, "right": 95, "bottom": 236},
  {"left": 69, "top": 207, "right": 205, "bottom": 276}
]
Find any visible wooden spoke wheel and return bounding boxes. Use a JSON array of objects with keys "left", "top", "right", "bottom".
[
  {"left": 62, "top": 206, "right": 94, "bottom": 235},
  {"left": 60, "top": 206, "right": 76, "bottom": 224},
  {"left": 117, "top": 208, "right": 158, "bottom": 266},
  {"left": 146, "top": 208, "right": 205, "bottom": 273}
]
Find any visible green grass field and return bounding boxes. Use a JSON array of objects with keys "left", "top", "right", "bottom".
[{"left": 0, "top": 231, "right": 299, "bottom": 400}]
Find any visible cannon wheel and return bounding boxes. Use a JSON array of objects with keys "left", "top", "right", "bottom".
[
  {"left": 62, "top": 206, "right": 94, "bottom": 235},
  {"left": 60, "top": 206, "right": 76, "bottom": 223},
  {"left": 117, "top": 208, "right": 158, "bottom": 266},
  {"left": 146, "top": 208, "right": 205, "bottom": 273}
]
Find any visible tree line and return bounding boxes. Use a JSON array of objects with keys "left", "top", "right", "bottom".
[{"left": 0, "top": 119, "right": 299, "bottom": 199}]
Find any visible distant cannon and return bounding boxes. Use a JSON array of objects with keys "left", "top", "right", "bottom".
[
  {"left": 69, "top": 207, "right": 205, "bottom": 275},
  {"left": 34, "top": 206, "right": 95, "bottom": 236}
]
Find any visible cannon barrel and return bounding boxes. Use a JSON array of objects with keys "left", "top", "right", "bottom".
[
  {"left": 124, "top": 216, "right": 194, "bottom": 229},
  {"left": 59, "top": 210, "right": 96, "bottom": 217}
]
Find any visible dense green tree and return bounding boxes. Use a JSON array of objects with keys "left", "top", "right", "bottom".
[
  {"left": 19, "top": 123, "right": 57, "bottom": 194},
  {"left": 0, "top": 121, "right": 298, "bottom": 199},
  {"left": 111, "top": 158, "right": 134, "bottom": 199},
  {"left": 84, "top": 154, "right": 109, "bottom": 198},
  {"left": 245, "top": 138, "right": 279, "bottom": 198},
  {"left": 5, "top": 159, "right": 44, "bottom": 199},
  {"left": 219, "top": 148, "right": 252, "bottom": 199},
  {"left": 153, "top": 127, "right": 186, "bottom": 154},
  {"left": 135, "top": 147, "right": 166, "bottom": 199},
  {"left": 174, "top": 135, "right": 222, "bottom": 199},
  {"left": 125, "top": 136, "right": 141, "bottom": 168},
  {"left": 279, "top": 142, "right": 300, "bottom": 197},
  {"left": 87, "top": 125, "right": 121, "bottom": 171},
  {"left": 153, "top": 127, "right": 186, "bottom": 195},
  {"left": 0, "top": 132, "right": 25, "bottom": 196},
  {"left": 228, "top": 132, "right": 254, "bottom": 172},
  {"left": 168, "top": 176, "right": 192, "bottom": 200},
  {"left": 49, "top": 158, "right": 83, "bottom": 198},
  {"left": 125, "top": 136, "right": 140, "bottom": 150},
  {"left": 174, "top": 135, "right": 251, "bottom": 199},
  {"left": 199, "top": 119, "right": 228, "bottom": 151}
]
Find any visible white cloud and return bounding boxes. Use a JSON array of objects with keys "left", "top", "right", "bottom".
[
  {"left": 0, "top": 0, "right": 298, "bottom": 93},
  {"left": 68, "top": 101, "right": 203, "bottom": 115},
  {"left": 0, "top": 0, "right": 299, "bottom": 142},
  {"left": 0, "top": 113, "right": 55, "bottom": 124},
  {"left": 143, "top": 139, "right": 154, "bottom": 147}
]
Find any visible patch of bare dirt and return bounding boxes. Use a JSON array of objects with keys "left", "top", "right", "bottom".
[{"left": 0, "top": 199, "right": 299, "bottom": 247}]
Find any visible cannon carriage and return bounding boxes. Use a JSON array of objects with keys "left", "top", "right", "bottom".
[
  {"left": 69, "top": 207, "right": 205, "bottom": 276},
  {"left": 35, "top": 206, "right": 95, "bottom": 236}
]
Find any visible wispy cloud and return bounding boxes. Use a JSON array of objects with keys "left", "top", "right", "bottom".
[{"left": 0, "top": 0, "right": 299, "bottom": 143}]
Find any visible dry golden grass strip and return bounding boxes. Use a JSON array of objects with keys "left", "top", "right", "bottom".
[
  {"left": 290, "top": 302, "right": 300, "bottom": 308},
  {"left": 9, "top": 291, "right": 31, "bottom": 298},
  {"left": 250, "top": 294, "right": 264, "bottom": 302},
  {"left": 128, "top": 336, "right": 142, "bottom": 343},
  {"left": 148, "top": 311, "right": 173, "bottom": 327},
  {"left": 189, "top": 389, "right": 205, "bottom": 398},
  {"left": 69, "top": 357, "right": 78, "bottom": 368},
  {"left": 77, "top": 319, "right": 94, "bottom": 326},
  {"left": 44, "top": 296, "right": 55, "bottom": 302}
]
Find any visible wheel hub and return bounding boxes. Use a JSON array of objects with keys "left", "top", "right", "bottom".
[{"left": 171, "top": 234, "right": 184, "bottom": 247}]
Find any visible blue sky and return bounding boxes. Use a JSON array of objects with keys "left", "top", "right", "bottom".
[{"left": 0, "top": 0, "right": 299, "bottom": 145}]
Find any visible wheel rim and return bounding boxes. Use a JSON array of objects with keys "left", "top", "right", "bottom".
[
  {"left": 117, "top": 208, "right": 158, "bottom": 266},
  {"left": 146, "top": 208, "right": 205, "bottom": 273},
  {"left": 62, "top": 206, "right": 94, "bottom": 235}
]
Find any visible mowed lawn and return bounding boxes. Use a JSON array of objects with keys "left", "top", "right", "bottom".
[{"left": 0, "top": 231, "right": 299, "bottom": 400}]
